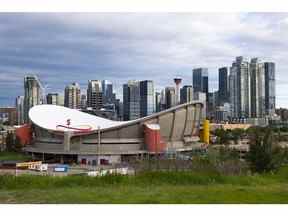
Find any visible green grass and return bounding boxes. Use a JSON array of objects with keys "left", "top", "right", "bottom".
[
  {"left": 1, "top": 184, "right": 288, "bottom": 204},
  {"left": 1, "top": 168, "right": 288, "bottom": 203},
  {"left": 0, "top": 151, "right": 31, "bottom": 161}
]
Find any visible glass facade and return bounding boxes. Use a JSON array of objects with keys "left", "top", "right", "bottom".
[
  {"left": 102, "top": 80, "right": 113, "bottom": 104},
  {"left": 180, "top": 85, "right": 193, "bottom": 104},
  {"left": 218, "top": 67, "right": 229, "bottom": 104},
  {"left": 192, "top": 68, "right": 208, "bottom": 102},
  {"left": 140, "top": 80, "right": 154, "bottom": 117},
  {"left": 123, "top": 81, "right": 141, "bottom": 120},
  {"left": 250, "top": 58, "right": 265, "bottom": 118},
  {"left": 24, "top": 75, "right": 43, "bottom": 123},
  {"left": 264, "top": 62, "right": 276, "bottom": 116}
]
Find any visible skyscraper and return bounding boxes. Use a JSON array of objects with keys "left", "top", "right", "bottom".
[
  {"left": 229, "top": 56, "right": 251, "bottom": 119},
  {"left": 87, "top": 80, "right": 103, "bottom": 110},
  {"left": 24, "top": 75, "right": 43, "bottom": 123},
  {"left": 160, "top": 89, "right": 166, "bottom": 111},
  {"left": 180, "top": 85, "right": 193, "bottom": 104},
  {"left": 102, "top": 80, "right": 113, "bottom": 104},
  {"left": 250, "top": 58, "right": 265, "bottom": 118},
  {"left": 165, "top": 87, "right": 176, "bottom": 109},
  {"left": 140, "top": 80, "right": 154, "bottom": 117},
  {"left": 218, "top": 67, "right": 229, "bottom": 105},
  {"left": 192, "top": 68, "right": 208, "bottom": 99},
  {"left": 264, "top": 62, "right": 276, "bottom": 116},
  {"left": 46, "top": 93, "right": 59, "bottom": 105},
  {"left": 229, "top": 56, "right": 275, "bottom": 121},
  {"left": 15, "top": 96, "right": 24, "bottom": 125},
  {"left": 174, "top": 77, "right": 182, "bottom": 104},
  {"left": 80, "top": 94, "right": 87, "bottom": 109},
  {"left": 208, "top": 91, "right": 218, "bottom": 117},
  {"left": 229, "top": 65, "right": 238, "bottom": 118},
  {"left": 155, "top": 92, "right": 161, "bottom": 113},
  {"left": 64, "top": 82, "right": 81, "bottom": 109},
  {"left": 123, "top": 80, "right": 140, "bottom": 120}
]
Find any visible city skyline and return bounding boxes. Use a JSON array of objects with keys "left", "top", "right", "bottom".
[{"left": 0, "top": 13, "right": 287, "bottom": 107}]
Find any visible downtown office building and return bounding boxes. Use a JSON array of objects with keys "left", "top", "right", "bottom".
[
  {"left": 229, "top": 56, "right": 276, "bottom": 120},
  {"left": 64, "top": 82, "right": 81, "bottom": 109},
  {"left": 123, "top": 80, "right": 155, "bottom": 121},
  {"left": 23, "top": 75, "right": 44, "bottom": 123}
]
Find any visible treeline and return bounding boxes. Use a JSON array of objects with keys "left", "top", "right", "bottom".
[
  {"left": 212, "top": 126, "right": 288, "bottom": 174},
  {"left": 213, "top": 126, "right": 288, "bottom": 144}
]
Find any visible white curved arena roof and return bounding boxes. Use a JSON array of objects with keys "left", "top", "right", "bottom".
[{"left": 29, "top": 105, "right": 126, "bottom": 132}]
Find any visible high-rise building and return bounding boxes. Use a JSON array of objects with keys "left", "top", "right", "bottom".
[
  {"left": 160, "top": 89, "right": 166, "bottom": 111},
  {"left": 87, "top": 80, "right": 103, "bottom": 110},
  {"left": 264, "top": 62, "right": 276, "bottom": 116},
  {"left": 174, "top": 77, "right": 182, "bottom": 104},
  {"left": 229, "top": 56, "right": 276, "bottom": 121},
  {"left": 64, "top": 82, "right": 81, "bottom": 109},
  {"left": 229, "top": 65, "right": 238, "bottom": 118},
  {"left": 24, "top": 75, "right": 43, "bottom": 123},
  {"left": 250, "top": 58, "right": 265, "bottom": 118},
  {"left": 193, "top": 68, "right": 208, "bottom": 99},
  {"left": 140, "top": 80, "right": 154, "bottom": 117},
  {"left": 215, "top": 103, "right": 231, "bottom": 122},
  {"left": 123, "top": 80, "right": 140, "bottom": 120},
  {"left": 58, "top": 94, "right": 65, "bottom": 106},
  {"left": 229, "top": 56, "right": 251, "bottom": 119},
  {"left": 116, "top": 99, "right": 123, "bottom": 120},
  {"left": 15, "top": 96, "right": 24, "bottom": 125},
  {"left": 165, "top": 87, "right": 176, "bottom": 109},
  {"left": 180, "top": 85, "right": 193, "bottom": 104},
  {"left": 46, "top": 93, "right": 59, "bottom": 105},
  {"left": 155, "top": 92, "right": 161, "bottom": 113},
  {"left": 102, "top": 80, "right": 113, "bottom": 104},
  {"left": 218, "top": 67, "right": 229, "bottom": 105},
  {"left": 80, "top": 94, "right": 87, "bottom": 109},
  {"left": 208, "top": 91, "right": 218, "bottom": 118}
]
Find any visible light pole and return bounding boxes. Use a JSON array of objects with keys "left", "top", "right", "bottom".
[{"left": 98, "top": 126, "right": 101, "bottom": 165}]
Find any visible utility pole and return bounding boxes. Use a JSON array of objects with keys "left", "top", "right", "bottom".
[{"left": 98, "top": 126, "right": 101, "bottom": 165}]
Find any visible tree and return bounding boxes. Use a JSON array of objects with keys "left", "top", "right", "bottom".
[
  {"left": 214, "top": 128, "right": 230, "bottom": 145},
  {"left": 5, "top": 132, "right": 14, "bottom": 151},
  {"left": 231, "top": 128, "right": 245, "bottom": 144},
  {"left": 247, "top": 127, "right": 284, "bottom": 173}
]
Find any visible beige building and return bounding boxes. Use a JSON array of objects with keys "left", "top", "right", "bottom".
[{"left": 64, "top": 83, "right": 81, "bottom": 109}]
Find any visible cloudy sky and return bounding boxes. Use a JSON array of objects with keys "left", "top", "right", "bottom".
[{"left": 0, "top": 13, "right": 287, "bottom": 107}]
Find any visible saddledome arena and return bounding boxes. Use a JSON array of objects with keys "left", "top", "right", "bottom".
[{"left": 24, "top": 101, "right": 205, "bottom": 164}]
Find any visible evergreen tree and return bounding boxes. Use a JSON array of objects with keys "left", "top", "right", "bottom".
[{"left": 247, "top": 127, "right": 284, "bottom": 173}]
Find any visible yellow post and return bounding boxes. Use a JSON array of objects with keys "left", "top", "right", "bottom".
[{"left": 203, "top": 119, "right": 210, "bottom": 145}]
